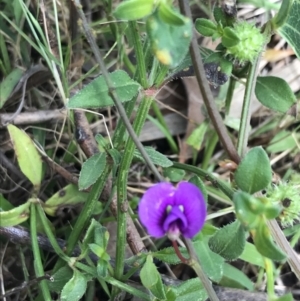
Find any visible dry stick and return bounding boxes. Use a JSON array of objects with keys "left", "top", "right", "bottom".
[
  {"left": 178, "top": 0, "right": 240, "bottom": 165},
  {"left": 0, "top": 109, "right": 67, "bottom": 127}
]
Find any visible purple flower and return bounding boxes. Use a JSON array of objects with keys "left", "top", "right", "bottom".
[{"left": 138, "top": 182, "right": 207, "bottom": 240}]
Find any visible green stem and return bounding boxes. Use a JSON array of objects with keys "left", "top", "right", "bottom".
[
  {"left": 173, "top": 162, "right": 234, "bottom": 199},
  {"left": 264, "top": 258, "right": 275, "bottom": 298},
  {"left": 65, "top": 166, "right": 110, "bottom": 254},
  {"left": 105, "top": 276, "right": 150, "bottom": 300},
  {"left": 36, "top": 203, "right": 70, "bottom": 261},
  {"left": 154, "top": 64, "right": 169, "bottom": 87},
  {"left": 184, "top": 238, "right": 220, "bottom": 301},
  {"left": 236, "top": 54, "right": 261, "bottom": 157},
  {"left": 225, "top": 77, "right": 237, "bottom": 115},
  {"left": 202, "top": 131, "right": 219, "bottom": 170},
  {"left": 115, "top": 96, "right": 156, "bottom": 280},
  {"left": 128, "top": 21, "right": 148, "bottom": 88},
  {"left": 30, "top": 203, "right": 52, "bottom": 301}
]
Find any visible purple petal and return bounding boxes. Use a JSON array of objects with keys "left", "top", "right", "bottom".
[
  {"left": 138, "top": 183, "right": 175, "bottom": 237},
  {"left": 174, "top": 182, "right": 207, "bottom": 238}
]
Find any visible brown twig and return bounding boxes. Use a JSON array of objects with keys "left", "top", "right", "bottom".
[
  {"left": 0, "top": 109, "right": 67, "bottom": 128},
  {"left": 178, "top": 0, "right": 240, "bottom": 164},
  {"left": 110, "top": 196, "right": 147, "bottom": 255}
]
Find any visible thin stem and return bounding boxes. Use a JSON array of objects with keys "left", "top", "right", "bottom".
[
  {"left": 115, "top": 96, "right": 159, "bottom": 280},
  {"left": 264, "top": 258, "right": 275, "bottom": 298},
  {"left": 173, "top": 162, "right": 234, "bottom": 199},
  {"left": 178, "top": 0, "right": 240, "bottom": 164},
  {"left": 30, "top": 203, "right": 52, "bottom": 301},
  {"left": 36, "top": 203, "right": 69, "bottom": 261},
  {"left": 72, "top": 0, "right": 162, "bottom": 182},
  {"left": 225, "top": 77, "right": 237, "bottom": 115},
  {"left": 128, "top": 21, "right": 147, "bottom": 88},
  {"left": 267, "top": 219, "right": 300, "bottom": 280},
  {"left": 172, "top": 240, "right": 189, "bottom": 264},
  {"left": 236, "top": 54, "right": 261, "bottom": 157},
  {"left": 202, "top": 131, "right": 219, "bottom": 170},
  {"left": 183, "top": 238, "right": 220, "bottom": 301}
]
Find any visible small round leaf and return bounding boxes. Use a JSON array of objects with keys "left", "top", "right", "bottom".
[
  {"left": 234, "top": 146, "right": 272, "bottom": 194},
  {"left": 222, "top": 27, "right": 240, "bottom": 47},
  {"left": 255, "top": 76, "right": 296, "bottom": 113},
  {"left": 195, "top": 18, "right": 217, "bottom": 37}
]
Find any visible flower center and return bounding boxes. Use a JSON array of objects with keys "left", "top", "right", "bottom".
[{"left": 163, "top": 205, "right": 188, "bottom": 241}]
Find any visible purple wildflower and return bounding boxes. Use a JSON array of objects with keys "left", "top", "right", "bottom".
[{"left": 138, "top": 182, "right": 207, "bottom": 241}]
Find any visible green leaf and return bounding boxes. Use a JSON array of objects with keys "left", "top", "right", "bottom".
[
  {"left": 44, "top": 184, "right": 88, "bottom": 216},
  {"left": 272, "top": 0, "right": 294, "bottom": 28},
  {"left": 239, "top": 242, "right": 264, "bottom": 267},
  {"left": 193, "top": 239, "right": 224, "bottom": 282},
  {"left": 61, "top": 269, "right": 87, "bottom": 301},
  {"left": 89, "top": 243, "right": 106, "bottom": 258},
  {"left": 0, "top": 201, "right": 30, "bottom": 226},
  {"left": 253, "top": 221, "right": 286, "bottom": 261},
  {"left": 195, "top": 18, "right": 217, "bottom": 37},
  {"left": 7, "top": 124, "right": 43, "bottom": 188},
  {"left": 208, "top": 220, "right": 246, "bottom": 261},
  {"left": 153, "top": 246, "right": 189, "bottom": 264},
  {"left": 171, "top": 278, "right": 207, "bottom": 301},
  {"left": 234, "top": 146, "right": 272, "bottom": 194},
  {"left": 213, "top": 6, "right": 235, "bottom": 26},
  {"left": 0, "top": 194, "right": 14, "bottom": 211},
  {"left": 266, "top": 131, "right": 297, "bottom": 153},
  {"left": 222, "top": 27, "right": 240, "bottom": 47},
  {"left": 48, "top": 266, "right": 73, "bottom": 293},
  {"left": 113, "top": 0, "right": 154, "bottom": 20},
  {"left": 147, "top": 10, "right": 192, "bottom": 68},
  {"left": 140, "top": 255, "right": 166, "bottom": 300},
  {"left": 220, "top": 263, "right": 254, "bottom": 291},
  {"left": 255, "top": 76, "right": 296, "bottom": 113},
  {"left": 78, "top": 153, "right": 106, "bottom": 190},
  {"left": 133, "top": 146, "right": 173, "bottom": 167},
  {"left": 97, "top": 258, "right": 109, "bottom": 277},
  {"left": 186, "top": 122, "right": 208, "bottom": 151},
  {"left": 67, "top": 70, "right": 141, "bottom": 109},
  {"left": 158, "top": 2, "right": 186, "bottom": 25},
  {"left": 278, "top": 0, "right": 300, "bottom": 59},
  {"left": 93, "top": 221, "right": 109, "bottom": 250},
  {"left": 0, "top": 68, "right": 23, "bottom": 109}
]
